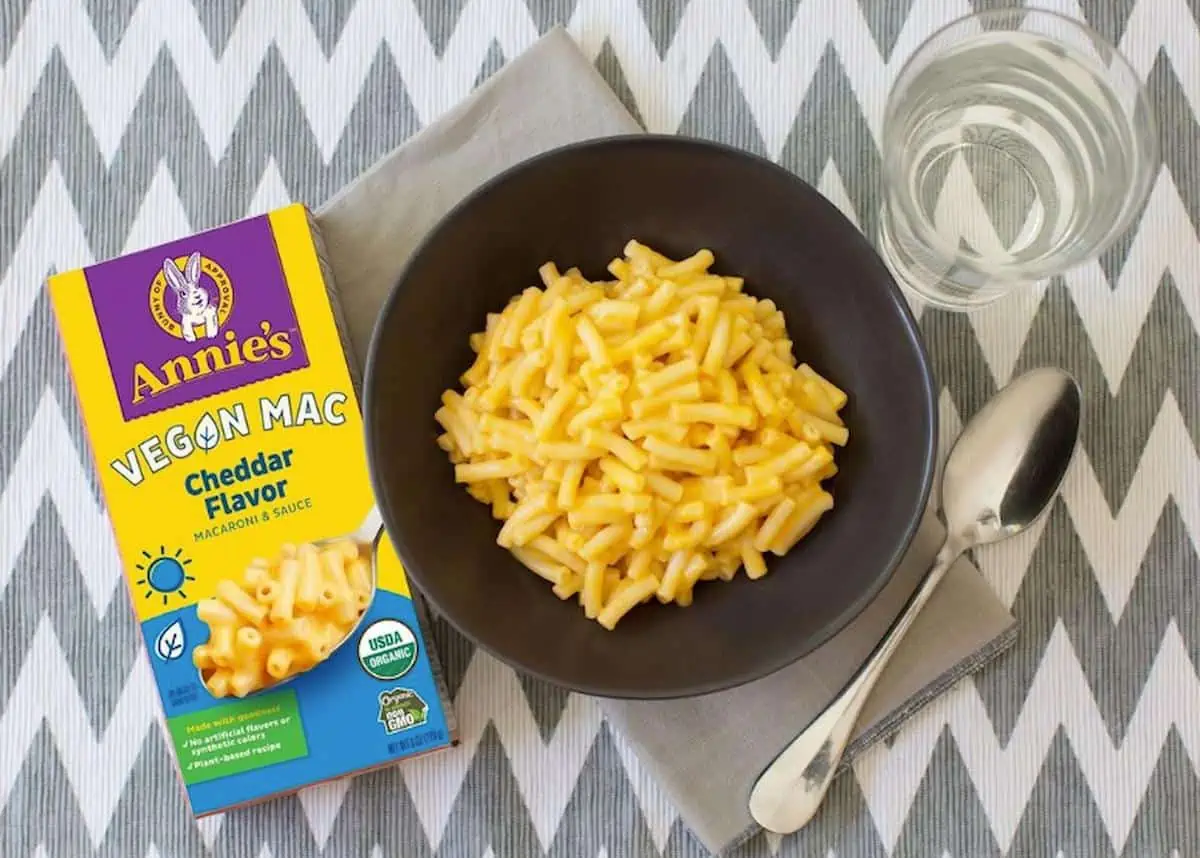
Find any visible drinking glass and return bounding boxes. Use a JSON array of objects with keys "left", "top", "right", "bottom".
[{"left": 878, "top": 8, "right": 1158, "bottom": 310}]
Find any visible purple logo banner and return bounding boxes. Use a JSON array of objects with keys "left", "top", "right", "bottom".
[{"left": 87, "top": 215, "right": 310, "bottom": 421}]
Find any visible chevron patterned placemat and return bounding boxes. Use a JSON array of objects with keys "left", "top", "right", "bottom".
[{"left": 2, "top": 2, "right": 1198, "bottom": 857}]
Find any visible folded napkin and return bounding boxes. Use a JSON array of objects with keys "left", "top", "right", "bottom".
[{"left": 315, "top": 27, "right": 1017, "bottom": 855}]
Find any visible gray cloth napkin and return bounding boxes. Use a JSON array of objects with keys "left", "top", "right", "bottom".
[{"left": 314, "top": 27, "right": 1017, "bottom": 856}]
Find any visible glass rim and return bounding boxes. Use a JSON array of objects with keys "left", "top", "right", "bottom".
[
  {"left": 880, "top": 5, "right": 1160, "bottom": 283},
  {"left": 888, "top": 6, "right": 1147, "bottom": 93}
]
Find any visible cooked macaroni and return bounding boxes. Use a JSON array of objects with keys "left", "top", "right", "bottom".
[
  {"left": 194, "top": 538, "right": 372, "bottom": 697},
  {"left": 436, "top": 241, "right": 848, "bottom": 630}
]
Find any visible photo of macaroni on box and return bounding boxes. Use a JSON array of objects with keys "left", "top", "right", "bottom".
[
  {"left": 47, "top": 205, "right": 455, "bottom": 817},
  {"left": 195, "top": 534, "right": 376, "bottom": 698}
]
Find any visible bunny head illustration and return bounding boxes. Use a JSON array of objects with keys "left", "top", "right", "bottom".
[{"left": 162, "top": 252, "right": 219, "bottom": 342}]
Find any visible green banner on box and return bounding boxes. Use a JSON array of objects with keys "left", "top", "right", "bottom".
[{"left": 166, "top": 690, "right": 308, "bottom": 785}]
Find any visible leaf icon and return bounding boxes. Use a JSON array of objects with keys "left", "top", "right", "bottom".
[
  {"left": 155, "top": 620, "right": 186, "bottom": 661},
  {"left": 194, "top": 414, "right": 220, "bottom": 453}
]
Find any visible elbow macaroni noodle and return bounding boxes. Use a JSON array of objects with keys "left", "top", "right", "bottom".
[
  {"left": 436, "top": 240, "right": 849, "bottom": 630},
  {"left": 194, "top": 538, "right": 373, "bottom": 697}
]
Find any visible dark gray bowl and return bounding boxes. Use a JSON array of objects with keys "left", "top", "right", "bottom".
[{"left": 363, "top": 135, "right": 936, "bottom": 699}]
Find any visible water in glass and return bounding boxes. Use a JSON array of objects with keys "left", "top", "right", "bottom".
[{"left": 880, "top": 12, "right": 1157, "bottom": 309}]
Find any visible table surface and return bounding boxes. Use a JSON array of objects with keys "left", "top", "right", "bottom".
[{"left": 2, "top": 2, "right": 1198, "bottom": 856}]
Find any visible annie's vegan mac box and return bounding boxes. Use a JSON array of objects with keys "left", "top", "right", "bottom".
[{"left": 47, "top": 204, "right": 456, "bottom": 815}]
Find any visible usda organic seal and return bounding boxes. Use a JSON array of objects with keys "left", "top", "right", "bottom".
[{"left": 357, "top": 619, "right": 418, "bottom": 680}]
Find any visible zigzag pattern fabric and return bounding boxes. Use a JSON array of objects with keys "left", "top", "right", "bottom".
[{"left": 1, "top": 1, "right": 1198, "bottom": 855}]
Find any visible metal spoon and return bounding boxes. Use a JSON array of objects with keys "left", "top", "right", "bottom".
[
  {"left": 192, "top": 505, "right": 385, "bottom": 697},
  {"left": 748, "top": 366, "right": 1082, "bottom": 833}
]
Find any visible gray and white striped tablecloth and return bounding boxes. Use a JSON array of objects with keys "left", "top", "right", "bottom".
[{"left": 2, "top": 1, "right": 1198, "bottom": 856}]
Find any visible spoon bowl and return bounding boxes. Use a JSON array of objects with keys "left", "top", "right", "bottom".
[
  {"left": 942, "top": 367, "right": 1082, "bottom": 548},
  {"left": 193, "top": 506, "right": 385, "bottom": 699}
]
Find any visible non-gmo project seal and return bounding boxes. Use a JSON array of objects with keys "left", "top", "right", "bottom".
[{"left": 357, "top": 619, "right": 418, "bottom": 680}]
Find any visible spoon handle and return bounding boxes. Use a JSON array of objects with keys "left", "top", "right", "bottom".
[
  {"left": 748, "top": 540, "right": 962, "bottom": 834},
  {"left": 354, "top": 505, "right": 385, "bottom": 545}
]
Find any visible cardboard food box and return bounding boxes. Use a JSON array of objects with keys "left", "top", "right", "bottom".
[{"left": 47, "top": 203, "right": 456, "bottom": 815}]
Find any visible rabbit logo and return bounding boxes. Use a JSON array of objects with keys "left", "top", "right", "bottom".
[
  {"left": 132, "top": 244, "right": 299, "bottom": 409},
  {"left": 149, "top": 251, "right": 234, "bottom": 342},
  {"left": 86, "top": 215, "right": 311, "bottom": 422}
]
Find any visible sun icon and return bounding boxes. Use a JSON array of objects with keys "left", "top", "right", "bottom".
[{"left": 135, "top": 546, "right": 196, "bottom": 605}]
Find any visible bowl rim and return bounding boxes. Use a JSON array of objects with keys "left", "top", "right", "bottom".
[{"left": 362, "top": 133, "right": 939, "bottom": 699}]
